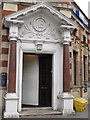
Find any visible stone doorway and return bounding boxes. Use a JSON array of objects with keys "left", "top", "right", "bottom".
[{"left": 22, "top": 54, "right": 52, "bottom": 108}]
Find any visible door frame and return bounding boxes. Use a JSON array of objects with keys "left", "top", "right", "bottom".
[
  {"left": 22, "top": 53, "right": 52, "bottom": 107},
  {"left": 16, "top": 42, "right": 63, "bottom": 112},
  {"left": 17, "top": 50, "right": 54, "bottom": 112}
]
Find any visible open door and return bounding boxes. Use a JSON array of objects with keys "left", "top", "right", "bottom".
[
  {"left": 22, "top": 54, "right": 39, "bottom": 106},
  {"left": 22, "top": 54, "right": 52, "bottom": 107}
]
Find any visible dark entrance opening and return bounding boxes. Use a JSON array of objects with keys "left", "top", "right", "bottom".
[
  {"left": 39, "top": 54, "right": 52, "bottom": 107},
  {"left": 22, "top": 54, "right": 52, "bottom": 107}
]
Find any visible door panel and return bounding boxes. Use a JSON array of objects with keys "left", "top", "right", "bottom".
[
  {"left": 22, "top": 54, "right": 39, "bottom": 106},
  {"left": 39, "top": 54, "right": 52, "bottom": 107}
]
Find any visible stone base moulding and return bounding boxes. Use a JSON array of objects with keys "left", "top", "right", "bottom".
[
  {"left": 57, "top": 92, "right": 75, "bottom": 115},
  {"left": 4, "top": 93, "right": 19, "bottom": 118}
]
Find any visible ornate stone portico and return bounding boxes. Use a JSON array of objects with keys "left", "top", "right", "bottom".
[{"left": 4, "top": 3, "right": 77, "bottom": 118}]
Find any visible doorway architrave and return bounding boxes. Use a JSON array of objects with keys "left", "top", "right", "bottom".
[{"left": 16, "top": 41, "right": 63, "bottom": 112}]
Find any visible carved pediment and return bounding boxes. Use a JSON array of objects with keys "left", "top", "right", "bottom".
[
  {"left": 18, "top": 10, "right": 61, "bottom": 41},
  {"left": 4, "top": 3, "right": 77, "bottom": 43}
]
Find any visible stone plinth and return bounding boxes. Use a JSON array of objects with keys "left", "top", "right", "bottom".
[
  {"left": 57, "top": 92, "right": 75, "bottom": 115},
  {"left": 4, "top": 93, "right": 19, "bottom": 118}
]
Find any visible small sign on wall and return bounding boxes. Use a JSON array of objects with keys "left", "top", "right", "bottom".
[
  {"left": 1, "top": 73, "right": 7, "bottom": 87},
  {"left": 80, "top": 69, "right": 82, "bottom": 76}
]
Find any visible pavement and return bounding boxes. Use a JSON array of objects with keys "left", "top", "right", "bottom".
[
  {"left": 20, "top": 105, "right": 88, "bottom": 118},
  {"left": 0, "top": 116, "right": 2, "bottom": 120}
]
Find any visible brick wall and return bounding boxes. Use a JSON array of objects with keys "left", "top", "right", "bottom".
[
  {"left": 0, "top": 5, "right": 2, "bottom": 86},
  {"left": 88, "top": 20, "right": 90, "bottom": 83}
]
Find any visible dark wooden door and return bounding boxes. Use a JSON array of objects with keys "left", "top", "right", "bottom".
[{"left": 39, "top": 54, "right": 52, "bottom": 107}]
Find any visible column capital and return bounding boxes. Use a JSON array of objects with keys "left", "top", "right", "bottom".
[
  {"left": 62, "top": 30, "right": 71, "bottom": 45},
  {"left": 9, "top": 25, "right": 18, "bottom": 41}
]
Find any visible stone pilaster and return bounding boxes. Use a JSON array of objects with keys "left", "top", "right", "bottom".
[{"left": 4, "top": 25, "right": 19, "bottom": 118}]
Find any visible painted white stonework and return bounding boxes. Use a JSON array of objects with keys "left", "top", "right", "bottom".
[
  {"left": 22, "top": 54, "right": 39, "bottom": 105},
  {"left": 4, "top": 3, "right": 77, "bottom": 118},
  {"left": 17, "top": 41, "right": 63, "bottom": 112},
  {"left": 18, "top": 10, "right": 61, "bottom": 42},
  {"left": 4, "top": 93, "right": 19, "bottom": 118},
  {"left": 9, "top": 25, "right": 18, "bottom": 40},
  {"left": 57, "top": 92, "right": 75, "bottom": 115},
  {"left": 16, "top": 6, "right": 66, "bottom": 112}
]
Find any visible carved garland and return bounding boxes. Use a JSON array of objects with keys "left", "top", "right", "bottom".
[{"left": 19, "top": 17, "right": 58, "bottom": 40}]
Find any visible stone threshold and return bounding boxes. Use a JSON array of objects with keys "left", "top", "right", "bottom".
[{"left": 20, "top": 107, "right": 62, "bottom": 117}]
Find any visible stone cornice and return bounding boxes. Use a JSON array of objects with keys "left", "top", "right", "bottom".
[
  {"left": 60, "top": 25, "right": 77, "bottom": 30},
  {"left": 4, "top": 19, "right": 24, "bottom": 28}
]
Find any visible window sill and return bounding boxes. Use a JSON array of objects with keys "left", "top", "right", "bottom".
[{"left": 71, "top": 85, "right": 83, "bottom": 89}]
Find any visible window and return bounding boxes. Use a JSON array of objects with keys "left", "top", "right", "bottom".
[
  {"left": 81, "top": 33, "right": 83, "bottom": 42},
  {"left": 83, "top": 56, "right": 85, "bottom": 82},
  {"left": 73, "top": 51, "right": 78, "bottom": 86},
  {"left": 73, "top": 51, "right": 76, "bottom": 85},
  {"left": 81, "top": 32, "right": 87, "bottom": 44},
  {"left": 83, "top": 35, "right": 86, "bottom": 44},
  {"left": 83, "top": 55, "right": 87, "bottom": 82},
  {"left": 72, "top": 28, "right": 78, "bottom": 37},
  {"left": 83, "top": 56, "right": 87, "bottom": 92}
]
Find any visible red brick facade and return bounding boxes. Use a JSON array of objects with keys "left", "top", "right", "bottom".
[
  {"left": 0, "top": 5, "right": 2, "bottom": 83},
  {"left": 88, "top": 19, "right": 90, "bottom": 83}
]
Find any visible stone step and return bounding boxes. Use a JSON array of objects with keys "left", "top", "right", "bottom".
[
  {"left": 20, "top": 108, "right": 62, "bottom": 117},
  {"left": 22, "top": 107, "right": 52, "bottom": 111}
]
